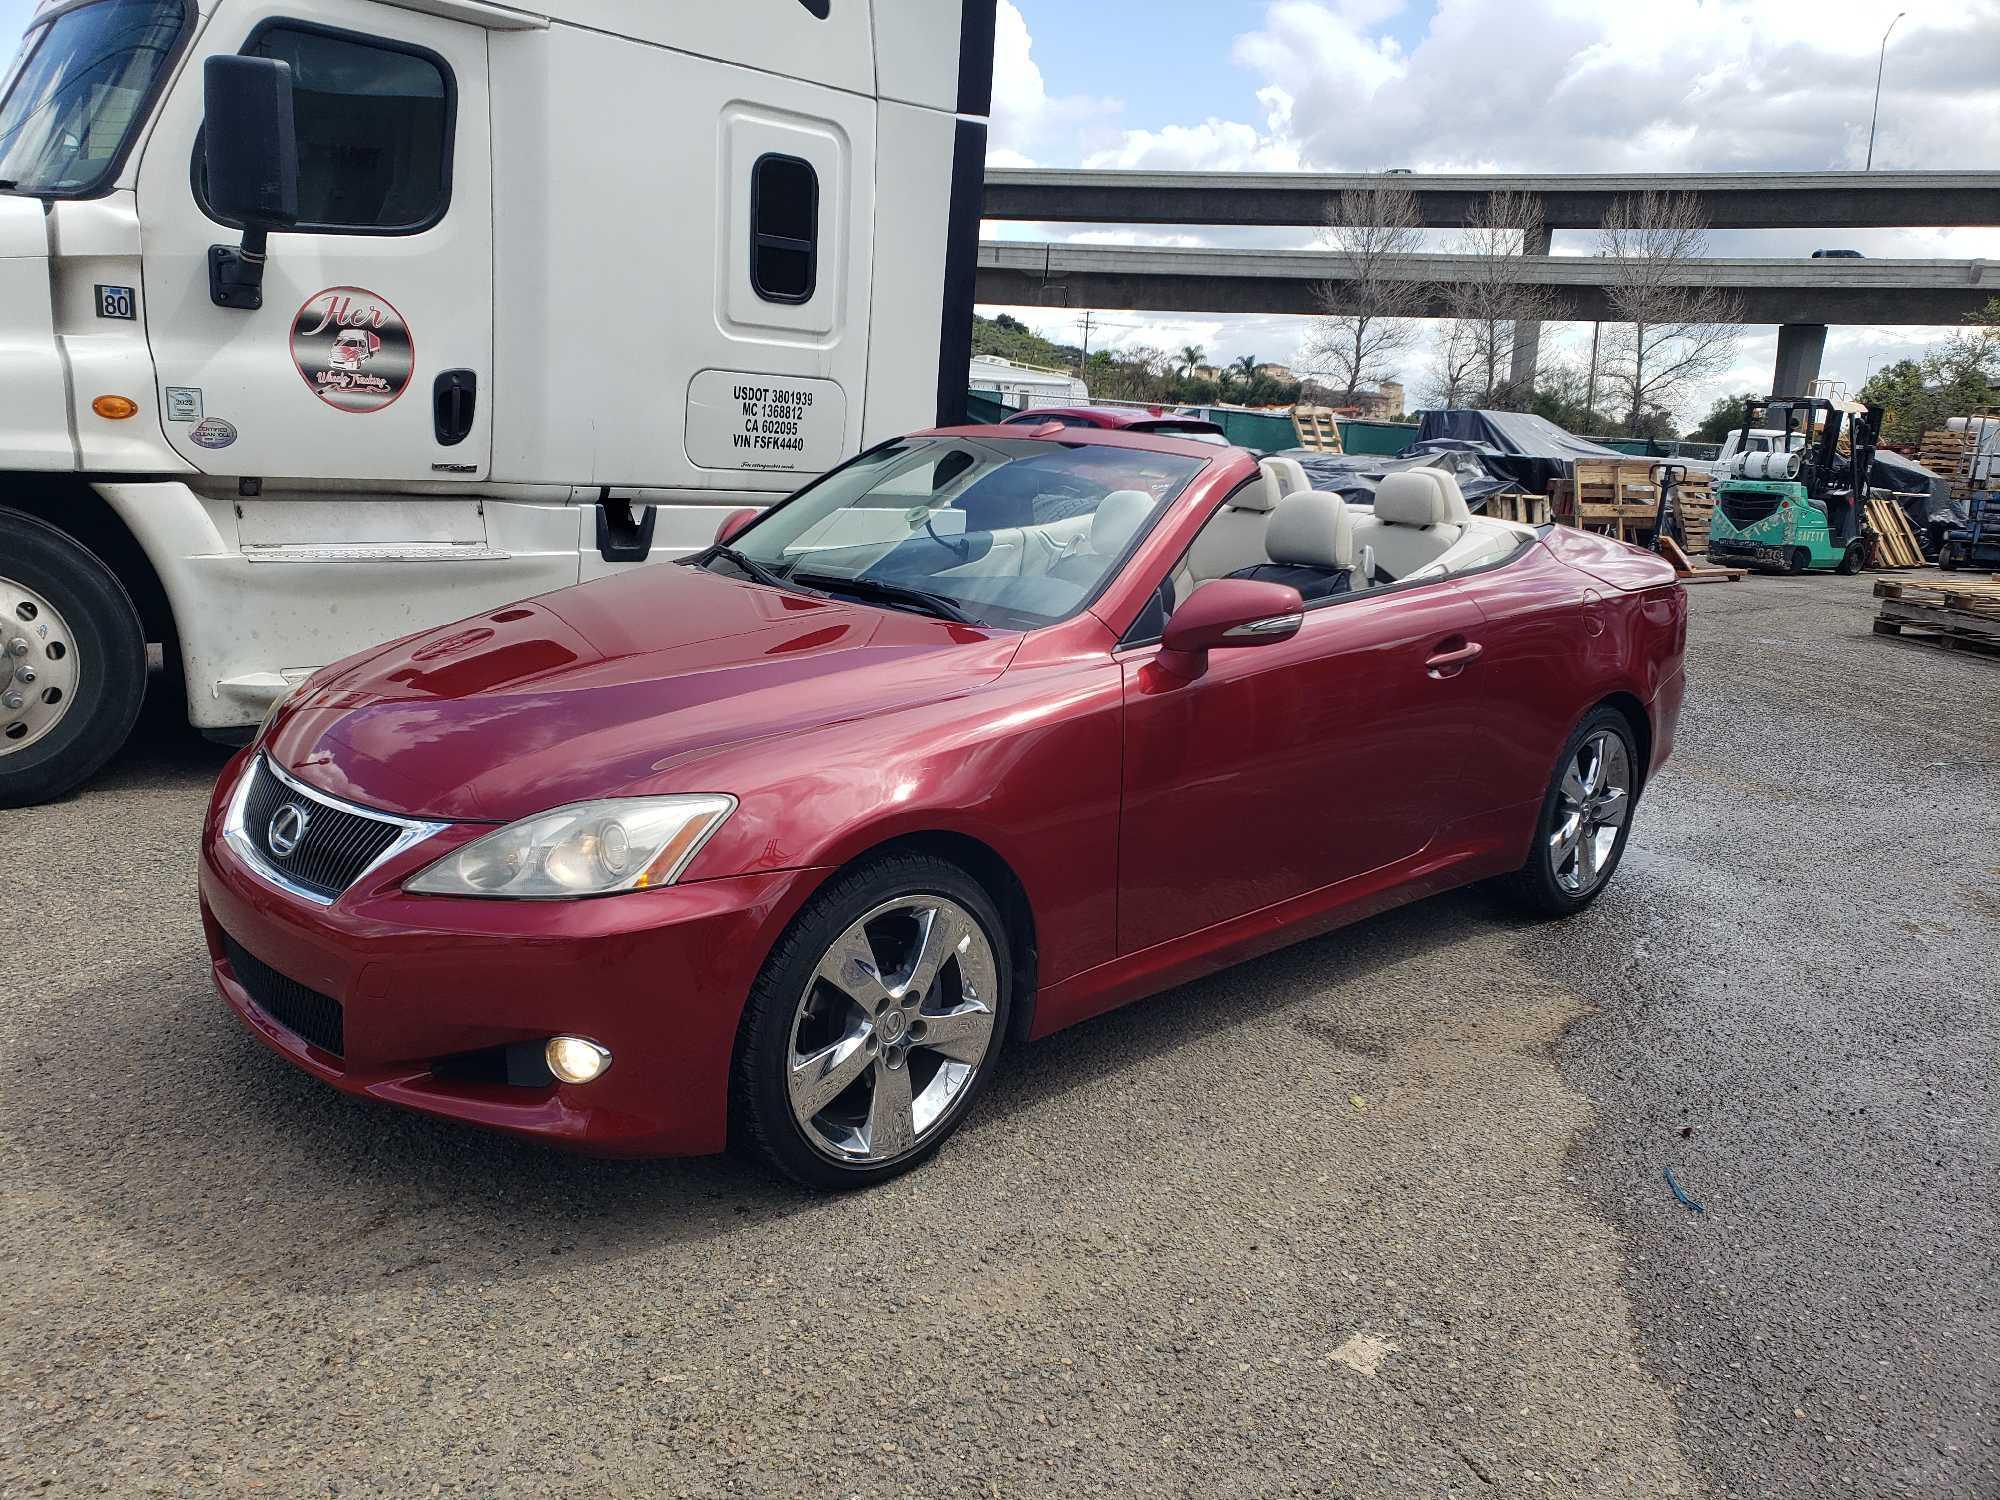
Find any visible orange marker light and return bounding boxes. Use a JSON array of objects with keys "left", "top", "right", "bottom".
[{"left": 92, "top": 395, "right": 139, "bottom": 420}]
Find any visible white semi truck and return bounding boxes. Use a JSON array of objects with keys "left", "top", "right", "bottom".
[{"left": 0, "top": 0, "right": 994, "bottom": 804}]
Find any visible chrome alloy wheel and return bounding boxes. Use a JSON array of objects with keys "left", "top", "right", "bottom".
[
  {"left": 786, "top": 894, "right": 1000, "bottom": 1165},
  {"left": 0, "top": 576, "right": 80, "bottom": 756},
  {"left": 1549, "top": 729, "right": 1631, "bottom": 896}
]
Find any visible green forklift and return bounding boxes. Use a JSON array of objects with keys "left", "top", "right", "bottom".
[{"left": 1705, "top": 395, "right": 1883, "bottom": 575}]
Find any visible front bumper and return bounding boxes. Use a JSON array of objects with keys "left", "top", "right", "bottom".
[
  {"left": 1706, "top": 537, "right": 1791, "bottom": 568},
  {"left": 198, "top": 751, "right": 826, "bottom": 1156}
]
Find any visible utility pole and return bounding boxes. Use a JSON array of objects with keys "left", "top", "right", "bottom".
[
  {"left": 1866, "top": 11, "right": 1906, "bottom": 171},
  {"left": 1585, "top": 321, "right": 1602, "bottom": 423},
  {"left": 1077, "top": 311, "right": 1095, "bottom": 375}
]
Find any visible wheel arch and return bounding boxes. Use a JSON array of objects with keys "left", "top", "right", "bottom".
[
  {"left": 815, "top": 828, "right": 1041, "bottom": 1044},
  {"left": 1595, "top": 690, "right": 1653, "bottom": 789},
  {"left": 1, "top": 476, "right": 179, "bottom": 663}
]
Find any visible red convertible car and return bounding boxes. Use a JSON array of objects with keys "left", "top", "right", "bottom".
[{"left": 201, "top": 428, "right": 1686, "bottom": 1188}]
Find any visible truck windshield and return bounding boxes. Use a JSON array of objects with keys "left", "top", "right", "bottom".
[{"left": 0, "top": 0, "right": 186, "bottom": 196}]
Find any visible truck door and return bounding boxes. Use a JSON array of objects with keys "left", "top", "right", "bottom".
[{"left": 136, "top": 4, "right": 491, "bottom": 483}]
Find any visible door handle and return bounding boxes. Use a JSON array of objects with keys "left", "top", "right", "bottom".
[
  {"left": 1425, "top": 639, "right": 1483, "bottom": 677},
  {"left": 433, "top": 369, "right": 477, "bottom": 446}
]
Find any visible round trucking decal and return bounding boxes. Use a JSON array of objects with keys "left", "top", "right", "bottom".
[{"left": 290, "top": 286, "right": 413, "bottom": 413}]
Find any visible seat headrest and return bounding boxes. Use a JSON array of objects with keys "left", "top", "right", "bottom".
[
  {"left": 1091, "top": 489, "right": 1154, "bottom": 557},
  {"left": 1375, "top": 470, "right": 1472, "bottom": 528},
  {"left": 1246, "top": 456, "right": 1308, "bottom": 513},
  {"left": 1262, "top": 490, "right": 1354, "bottom": 572}
]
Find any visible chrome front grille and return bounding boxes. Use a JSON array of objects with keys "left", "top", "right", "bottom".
[{"left": 224, "top": 754, "right": 448, "bottom": 905}]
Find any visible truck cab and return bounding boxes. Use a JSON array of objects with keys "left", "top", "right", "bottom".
[{"left": 0, "top": 0, "right": 994, "bottom": 804}]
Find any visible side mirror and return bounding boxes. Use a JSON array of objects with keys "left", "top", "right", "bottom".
[
  {"left": 1157, "top": 578, "right": 1303, "bottom": 676},
  {"left": 715, "top": 508, "right": 760, "bottom": 546},
  {"left": 203, "top": 55, "right": 298, "bottom": 310}
]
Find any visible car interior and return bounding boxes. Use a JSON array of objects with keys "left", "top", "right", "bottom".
[{"left": 764, "top": 443, "right": 1537, "bottom": 630}]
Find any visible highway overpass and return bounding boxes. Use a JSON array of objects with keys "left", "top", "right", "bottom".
[
  {"left": 976, "top": 241, "right": 1998, "bottom": 392},
  {"left": 983, "top": 169, "right": 2000, "bottom": 232}
]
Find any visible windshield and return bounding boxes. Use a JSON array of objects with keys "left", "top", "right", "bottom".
[
  {"left": 707, "top": 437, "right": 1207, "bottom": 630},
  {"left": 0, "top": 0, "right": 186, "bottom": 196}
]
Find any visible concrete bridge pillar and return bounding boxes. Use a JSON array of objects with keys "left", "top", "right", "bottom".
[
  {"left": 1507, "top": 222, "right": 1555, "bottom": 390},
  {"left": 1773, "top": 323, "right": 1827, "bottom": 396}
]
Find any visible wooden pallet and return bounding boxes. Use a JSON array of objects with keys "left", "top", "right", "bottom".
[
  {"left": 1864, "top": 495, "right": 1928, "bottom": 569},
  {"left": 1917, "top": 429, "right": 1972, "bottom": 501},
  {"left": 1290, "top": 406, "right": 1344, "bottom": 453},
  {"left": 1657, "top": 534, "right": 1744, "bottom": 584},
  {"left": 1872, "top": 576, "right": 2000, "bottom": 662},
  {"left": 1874, "top": 576, "right": 2000, "bottom": 617},
  {"left": 1674, "top": 473, "right": 1715, "bottom": 554},
  {"left": 1485, "top": 492, "right": 1552, "bottom": 526},
  {"left": 1871, "top": 614, "right": 2000, "bottom": 662},
  {"left": 1551, "top": 460, "right": 1663, "bottom": 543}
]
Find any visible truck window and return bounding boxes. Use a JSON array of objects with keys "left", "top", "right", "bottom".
[
  {"left": 198, "top": 23, "right": 452, "bottom": 234},
  {"left": 750, "top": 153, "right": 818, "bottom": 303},
  {"left": 0, "top": 0, "right": 189, "bottom": 197}
]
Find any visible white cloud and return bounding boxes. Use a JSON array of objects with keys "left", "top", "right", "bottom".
[{"left": 986, "top": 0, "right": 1118, "bottom": 168}]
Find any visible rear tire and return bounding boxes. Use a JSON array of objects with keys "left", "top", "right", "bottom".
[
  {"left": 1498, "top": 706, "right": 1640, "bottom": 919},
  {"left": 1785, "top": 547, "right": 1810, "bottom": 575},
  {"left": 730, "top": 853, "right": 1013, "bottom": 1190},
  {"left": 1937, "top": 543, "right": 1961, "bottom": 572},
  {"left": 0, "top": 508, "right": 146, "bottom": 808}
]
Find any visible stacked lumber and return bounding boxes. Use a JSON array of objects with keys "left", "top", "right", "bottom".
[
  {"left": 1864, "top": 495, "right": 1928, "bottom": 569},
  {"left": 1871, "top": 576, "right": 2000, "bottom": 661},
  {"left": 1550, "top": 460, "right": 1659, "bottom": 542},
  {"left": 1484, "top": 492, "right": 1552, "bottom": 526},
  {"left": 1290, "top": 407, "right": 1344, "bottom": 453},
  {"left": 1917, "top": 429, "right": 1972, "bottom": 502}
]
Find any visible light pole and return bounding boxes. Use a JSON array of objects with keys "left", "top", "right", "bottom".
[{"left": 1865, "top": 11, "right": 1906, "bottom": 171}]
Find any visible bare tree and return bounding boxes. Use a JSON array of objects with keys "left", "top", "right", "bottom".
[
  {"left": 1596, "top": 191, "right": 1744, "bottom": 434},
  {"left": 1434, "top": 190, "right": 1561, "bottom": 408},
  {"left": 1302, "top": 185, "right": 1430, "bottom": 404},
  {"left": 1419, "top": 318, "right": 1483, "bottom": 410}
]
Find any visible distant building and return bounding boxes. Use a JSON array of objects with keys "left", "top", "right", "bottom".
[
  {"left": 1351, "top": 380, "right": 1405, "bottom": 421},
  {"left": 1254, "top": 362, "right": 1294, "bottom": 381},
  {"left": 1191, "top": 364, "right": 1222, "bottom": 382}
]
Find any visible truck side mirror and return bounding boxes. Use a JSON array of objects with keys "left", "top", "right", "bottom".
[{"left": 203, "top": 55, "right": 299, "bottom": 310}]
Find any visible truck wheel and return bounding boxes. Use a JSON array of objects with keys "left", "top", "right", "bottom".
[
  {"left": 1785, "top": 547, "right": 1809, "bottom": 575},
  {"left": 0, "top": 508, "right": 146, "bottom": 807},
  {"left": 1836, "top": 541, "right": 1866, "bottom": 576}
]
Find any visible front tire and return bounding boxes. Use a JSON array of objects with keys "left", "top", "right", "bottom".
[
  {"left": 731, "top": 853, "right": 1012, "bottom": 1189},
  {"left": 1836, "top": 540, "right": 1866, "bottom": 576},
  {"left": 1499, "top": 707, "right": 1640, "bottom": 919},
  {"left": 0, "top": 508, "right": 146, "bottom": 808}
]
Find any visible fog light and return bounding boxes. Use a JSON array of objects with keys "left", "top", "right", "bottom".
[{"left": 545, "top": 1035, "right": 611, "bottom": 1084}]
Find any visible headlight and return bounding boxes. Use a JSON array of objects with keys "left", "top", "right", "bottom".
[{"left": 405, "top": 795, "right": 736, "bottom": 899}]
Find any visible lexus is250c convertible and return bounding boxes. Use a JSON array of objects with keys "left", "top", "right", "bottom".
[{"left": 201, "top": 427, "right": 1686, "bottom": 1188}]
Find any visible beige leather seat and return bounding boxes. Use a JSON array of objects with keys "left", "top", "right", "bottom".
[
  {"left": 1228, "top": 490, "right": 1355, "bottom": 601},
  {"left": 1047, "top": 489, "right": 1155, "bottom": 584},
  {"left": 1171, "top": 455, "right": 1308, "bottom": 603},
  {"left": 1359, "top": 470, "right": 1471, "bottom": 580}
]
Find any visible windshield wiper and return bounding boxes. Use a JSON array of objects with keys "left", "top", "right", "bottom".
[
  {"left": 694, "top": 544, "right": 796, "bottom": 593},
  {"left": 791, "top": 572, "right": 974, "bottom": 623}
]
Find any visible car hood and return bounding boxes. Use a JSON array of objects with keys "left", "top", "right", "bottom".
[{"left": 268, "top": 562, "right": 1021, "bottom": 822}]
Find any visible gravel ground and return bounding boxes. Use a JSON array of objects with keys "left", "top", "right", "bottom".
[{"left": 1, "top": 571, "right": 1992, "bottom": 1498}]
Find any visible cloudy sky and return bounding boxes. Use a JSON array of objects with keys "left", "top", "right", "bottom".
[
  {"left": 6, "top": 0, "right": 1994, "bottom": 423},
  {"left": 982, "top": 0, "right": 2000, "bottom": 422}
]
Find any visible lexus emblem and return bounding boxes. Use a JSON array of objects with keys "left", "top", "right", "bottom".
[{"left": 267, "top": 802, "right": 311, "bottom": 858}]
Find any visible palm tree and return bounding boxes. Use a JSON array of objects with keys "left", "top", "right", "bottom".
[
  {"left": 1178, "top": 344, "right": 1205, "bottom": 377},
  {"left": 1232, "top": 354, "right": 1259, "bottom": 382}
]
